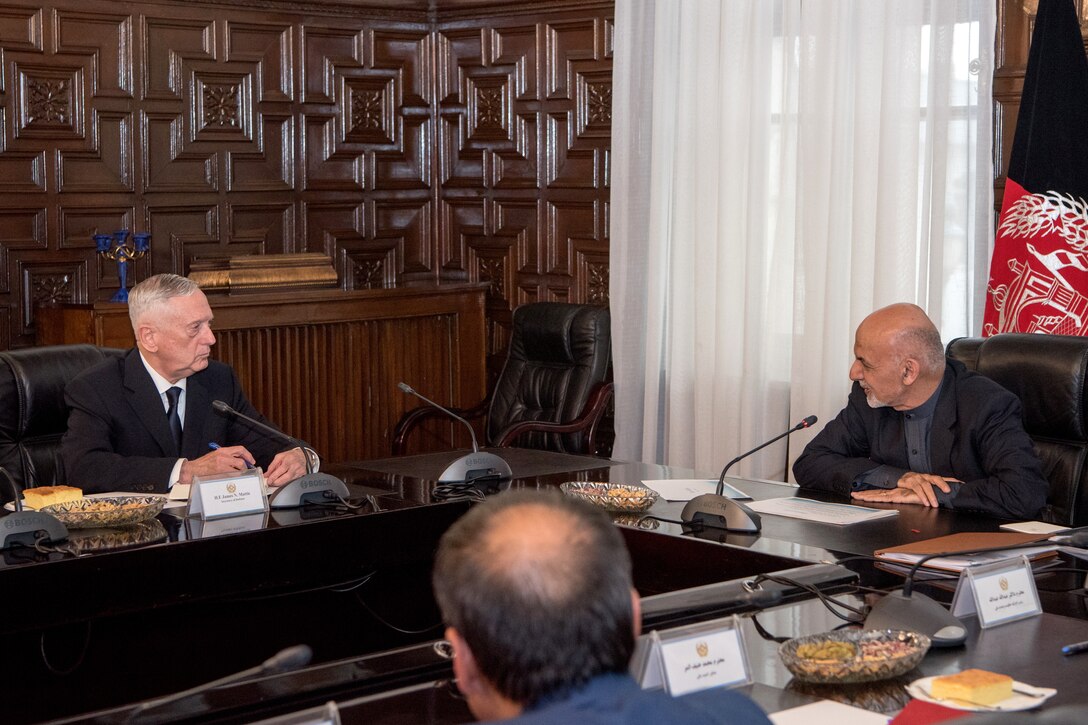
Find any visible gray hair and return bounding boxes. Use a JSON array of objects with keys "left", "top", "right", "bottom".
[
  {"left": 128, "top": 274, "right": 201, "bottom": 329},
  {"left": 897, "top": 325, "right": 946, "bottom": 373}
]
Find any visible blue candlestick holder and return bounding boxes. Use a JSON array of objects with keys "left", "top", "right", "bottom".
[{"left": 96, "top": 230, "right": 150, "bottom": 302}]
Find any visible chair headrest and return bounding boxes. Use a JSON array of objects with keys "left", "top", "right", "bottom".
[
  {"left": 947, "top": 334, "right": 1088, "bottom": 440},
  {"left": 510, "top": 303, "right": 610, "bottom": 366},
  {"left": 0, "top": 345, "right": 123, "bottom": 440}
]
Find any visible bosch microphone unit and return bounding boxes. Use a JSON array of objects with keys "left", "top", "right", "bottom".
[
  {"left": 210, "top": 401, "right": 349, "bottom": 508},
  {"left": 681, "top": 415, "right": 818, "bottom": 533},
  {"left": 397, "top": 382, "right": 513, "bottom": 484},
  {"left": 0, "top": 466, "right": 68, "bottom": 550}
]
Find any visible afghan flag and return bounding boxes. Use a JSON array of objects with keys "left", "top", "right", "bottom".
[{"left": 984, "top": 0, "right": 1088, "bottom": 335}]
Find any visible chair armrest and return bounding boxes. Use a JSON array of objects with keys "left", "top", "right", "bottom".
[
  {"left": 493, "top": 382, "right": 614, "bottom": 454},
  {"left": 391, "top": 399, "right": 489, "bottom": 455}
]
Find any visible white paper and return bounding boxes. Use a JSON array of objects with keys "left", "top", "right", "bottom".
[
  {"left": 999, "top": 521, "right": 1071, "bottom": 535},
  {"left": 745, "top": 497, "right": 898, "bottom": 525},
  {"left": 769, "top": 701, "right": 890, "bottom": 725},
  {"left": 641, "top": 479, "right": 750, "bottom": 501},
  {"left": 878, "top": 545, "right": 1059, "bottom": 572}
]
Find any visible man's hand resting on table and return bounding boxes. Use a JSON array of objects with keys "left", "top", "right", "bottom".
[{"left": 850, "top": 472, "right": 959, "bottom": 508}]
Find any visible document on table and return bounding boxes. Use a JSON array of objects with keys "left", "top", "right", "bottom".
[
  {"left": 745, "top": 497, "right": 899, "bottom": 525},
  {"left": 873, "top": 531, "right": 1058, "bottom": 572},
  {"left": 769, "top": 700, "right": 889, "bottom": 725},
  {"left": 641, "top": 479, "right": 751, "bottom": 501}
]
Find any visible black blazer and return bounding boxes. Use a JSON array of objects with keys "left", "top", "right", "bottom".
[
  {"left": 61, "top": 349, "right": 289, "bottom": 493},
  {"left": 793, "top": 359, "right": 1048, "bottom": 519}
]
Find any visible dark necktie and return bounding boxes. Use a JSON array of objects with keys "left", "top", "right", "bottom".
[{"left": 165, "top": 386, "right": 183, "bottom": 454}]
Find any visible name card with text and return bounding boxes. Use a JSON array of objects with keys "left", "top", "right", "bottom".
[
  {"left": 951, "top": 555, "right": 1042, "bottom": 627},
  {"left": 187, "top": 469, "right": 269, "bottom": 520},
  {"left": 630, "top": 615, "right": 751, "bottom": 696}
]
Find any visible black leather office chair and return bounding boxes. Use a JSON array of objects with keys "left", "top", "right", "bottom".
[
  {"left": 946, "top": 333, "right": 1088, "bottom": 526},
  {"left": 393, "top": 302, "right": 612, "bottom": 456},
  {"left": 0, "top": 344, "right": 123, "bottom": 502}
]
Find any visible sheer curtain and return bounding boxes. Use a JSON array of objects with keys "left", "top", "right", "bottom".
[{"left": 610, "top": 0, "right": 994, "bottom": 479}]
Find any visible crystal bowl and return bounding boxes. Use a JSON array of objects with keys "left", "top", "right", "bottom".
[
  {"left": 559, "top": 481, "right": 659, "bottom": 512},
  {"left": 779, "top": 629, "right": 931, "bottom": 684}
]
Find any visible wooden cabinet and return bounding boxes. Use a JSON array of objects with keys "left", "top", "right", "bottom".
[{"left": 37, "top": 285, "right": 488, "bottom": 463}]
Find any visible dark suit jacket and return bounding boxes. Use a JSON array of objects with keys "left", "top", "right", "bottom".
[
  {"left": 501, "top": 673, "right": 771, "bottom": 725},
  {"left": 793, "top": 359, "right": 1048, "bottom": 519},
  {"left": 61, "top": 349, "right": 289, "bottom": 494}
]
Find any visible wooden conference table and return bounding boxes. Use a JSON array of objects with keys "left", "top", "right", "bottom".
[{"left": 1, "top": 448, "right": 1084, "bottom": 723}]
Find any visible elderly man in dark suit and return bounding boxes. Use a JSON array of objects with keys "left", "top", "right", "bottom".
[
  {"left": 61, "top": 273, "right": 307, "bottom": 493},
  {"left": 432, "top": 489, "right": 772, "bottom": 725},
  {"left": 793, "top": 303, "right": 1047, "bottom": 519}
]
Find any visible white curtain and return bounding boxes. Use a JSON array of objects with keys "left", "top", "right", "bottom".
[{"left": 610, "top": 0, "right": 994, "bottom": 479}]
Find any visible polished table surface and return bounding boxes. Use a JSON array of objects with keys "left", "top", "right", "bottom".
[
  {"left": 343, "top": 449, "right": 1088, "bottom": 715},
  {"left": 4, "top": 448, "right": 1086, "bottom": 723}
]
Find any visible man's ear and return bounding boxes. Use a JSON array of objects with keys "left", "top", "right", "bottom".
[
  {"left": 630, "top": 588, "right": 642, "bottom": 638},
  {"left": 136, "top": 322, "right": 158, "bottom": 353},
  {"left": 446, "top": 627, "right": 484, "bottom": 696},
  {"left": 901, "top": 357, "right": 920, "bottom": 385}
]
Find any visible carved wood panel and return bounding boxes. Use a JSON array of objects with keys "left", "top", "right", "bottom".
[{"left": 0, "top": 0, "right": 612, "bottom": 360}]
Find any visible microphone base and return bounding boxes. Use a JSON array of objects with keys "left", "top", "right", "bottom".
[
  {"left": 269, "top": 473, "right": 351, "bottom": 509},
  {"left": 681, "top": 494, "right": 762, "bottom": 533},
  {"left": 864, "top": 590, "right": 967, "bottom": 648},
  {"left": 439, "top": 451, "right": 513, "bottom": 484},
  {"left": 1, "top": 510, "right": 69, "bottom": 550}
]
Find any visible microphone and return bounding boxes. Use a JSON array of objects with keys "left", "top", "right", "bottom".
[
  {"left": 715, "top": 415, "right": 817, "bottom": 495},
  {"left": 865, "top": 537, "right": 1080, "bottom": 647},
  {"left": 210, "top": 401, "right": 349, "bottom": 508},
  {"left": 125, "top": 644, "right": 313, "bottom": 721},
  {"left": 0, "top": 466, "right": 69, "bottom": 550},
  {"left": 397, "top": 382, "right": 513, "bottom": 484},
  {"left": 681, "top": 415, "right": 818, "bottom": 533}
]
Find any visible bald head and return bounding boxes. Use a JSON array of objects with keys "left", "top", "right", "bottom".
[
  {"left": 475, "top": 501, "right": 594, "bottom": 603},
  {"left": 433, "top": 490, "right": 636, "bottom": 709},
  {"left": 850, "top": 303, "right": 946, "bottom": 410}
]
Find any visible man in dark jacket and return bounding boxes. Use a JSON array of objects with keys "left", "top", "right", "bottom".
[
  {"left": 62, "top": 273, "right": 308, "bottom": 493},
  {"left": 793, "top": 303, "right": 1047, "bottom": 519}
]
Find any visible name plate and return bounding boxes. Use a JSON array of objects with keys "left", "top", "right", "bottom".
[
  {"left": 630, "top": 615, "right": 751, "bottom": 696},
  {"left": 187, "top": 469, "right": 269, "bottom": 521},
  {"left": 951, "top": 555, "right": 1042, "bottom": 627}
]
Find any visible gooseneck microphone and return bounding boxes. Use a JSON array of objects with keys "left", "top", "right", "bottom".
[
  {"left": 398, "top": 382, "right": 513, "bottom": 484},
  {"left": 0, "top": 466, "right": 69, "bottom": 550},
  {"left": 125, "top": 644, "right": 313, "bottom": 722},
  {"left": 682, "top": 415, "right": 818, "bottom": 533},
  {"left": 210, "top": 401, "right": 349, "bottom": 508},
  {"left": 397, "top": 383, "right": 481, "bottom": 452},
  {"left": 715, "top": 415, "right": 818, "bottom": 495}
]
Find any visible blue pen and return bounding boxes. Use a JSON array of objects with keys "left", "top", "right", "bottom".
[{"left": 208, "top": 441, "right": 255, "bottom": 469}]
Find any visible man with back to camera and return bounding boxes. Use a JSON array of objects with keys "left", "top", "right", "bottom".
[
  {"left": 431, "top": 488, "right": 773, "bottom": 724},
  {"left": 61, "top": 273, "right": 309, "bottom": 493},
  {"left": 793, "top": 302, "right": 1047, "bottom": 519}
]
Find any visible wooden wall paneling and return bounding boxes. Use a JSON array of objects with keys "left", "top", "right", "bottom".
[
  {"left": 435, "top": 6, "right": 612, "bottom": 376},
  {"left": 2, "top": 0, "right": 612, "bottom": 363}
]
